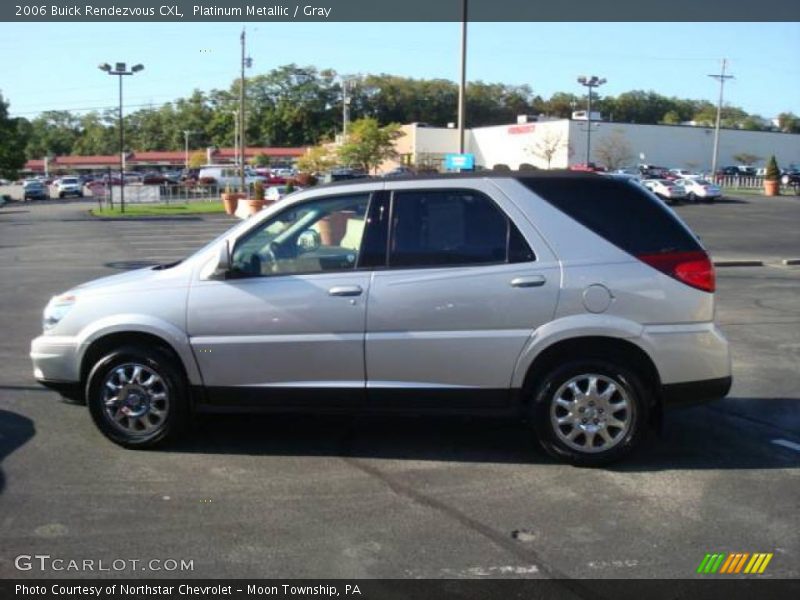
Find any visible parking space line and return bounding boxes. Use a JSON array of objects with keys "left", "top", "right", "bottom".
[{"left": 771, "top": 439, "right": 800, "bottom": 453}]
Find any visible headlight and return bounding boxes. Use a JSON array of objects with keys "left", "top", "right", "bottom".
[{"left": 43, "top": 294, "right": 76, "bottom": 331}]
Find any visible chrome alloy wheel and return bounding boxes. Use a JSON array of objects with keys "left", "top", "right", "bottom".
[
  {"left": 101, "top": 363, "right": 169, "bottom": 435},
  {"left": 549, "top": 373, "right": 634, "bottom": 454}
]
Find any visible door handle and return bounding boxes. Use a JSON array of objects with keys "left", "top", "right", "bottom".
[
  {"left": 328, "top": 285, "right": 363, "bottom": 297},
  {"left": 510, "top": 276, "right": 546, "bottom": 288}
]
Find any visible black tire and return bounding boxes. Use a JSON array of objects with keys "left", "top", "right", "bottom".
[
  {"left": 687, "top": 192, "right": 696, "bottom": 203},
  {"left": 59, "top": 192, "right": 64, "bottom": 199},
  {"left": 86, "top": 345, "right": 187, "bottom": 448},
  {"left": 530, "top": 360, "right": 650, "bottom": 467}
]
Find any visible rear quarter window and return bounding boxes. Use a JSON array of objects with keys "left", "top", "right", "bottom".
[{"left": 520, "top": 177, "right": 702, "bottom": 255}]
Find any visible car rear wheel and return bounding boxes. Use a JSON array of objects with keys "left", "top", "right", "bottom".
[
  {"left": 86, "top": 345, "right": 187, "bottom": 448},
  {"left": 531, "top": 360, "right": 650, "bottom": 466}
]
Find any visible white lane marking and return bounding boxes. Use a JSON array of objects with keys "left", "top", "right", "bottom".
[
  {"left": 439, "top": 564, "right": 539, "bottom": 577},
  {"left": 772, "top": 439, "right": 800, "bottom": 453}
]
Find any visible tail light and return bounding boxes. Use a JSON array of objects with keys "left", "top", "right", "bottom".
[{"left": 637, "top": 250, "right": 715, "bottom": 292}]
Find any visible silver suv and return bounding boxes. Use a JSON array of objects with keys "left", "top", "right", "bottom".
[{"left": 30, "top": 173, "right": 732, "bottom": 465}]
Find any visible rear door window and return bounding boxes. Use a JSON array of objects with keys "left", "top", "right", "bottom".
[{"left": 388, "top": 189, "right": 534, "bottom": 268}]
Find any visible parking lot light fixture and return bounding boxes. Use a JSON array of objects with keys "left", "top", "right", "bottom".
[
  {"left": 577, "top": 75, "right": 606, "bottom": 166},
  {"left": 99, "top": 61, "right": 144, "bottom": 213}
]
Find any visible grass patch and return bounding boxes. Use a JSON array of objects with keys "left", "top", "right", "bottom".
[{"left": 91, "top": 201, "right": 225, "bottom": 217}]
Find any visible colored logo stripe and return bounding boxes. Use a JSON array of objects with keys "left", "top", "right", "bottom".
[{"left": 697, "top": 552, "right": 773, "bottom": 574}]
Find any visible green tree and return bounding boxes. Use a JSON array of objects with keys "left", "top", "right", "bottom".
[
  {"left": 661, "top": 110, "right": 682, "bottom": 125},
  {"left": 0, "top": 93, "right": 27, "bottom": 179},
  {"left": 776, "top": 112, "right": 799, "bottom": 133},
  {"left": 250, "top": 153, "right": 271, "bottom": 167},
  {"left": 72, "top": 111, "right": 117, "bottom": 155},
  {"left": 24, "top": 110, "right": 80, "bottom": 158},
  {"left": 296, "top": 145, "right": 336, "bottom": 174},
  {"left": 337, "top": 118, "right": 403, "bottom": 174}
]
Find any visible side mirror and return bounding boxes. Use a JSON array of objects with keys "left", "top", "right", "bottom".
[{"left": 209, "top": 241, "right": 231, "bottom": 280}]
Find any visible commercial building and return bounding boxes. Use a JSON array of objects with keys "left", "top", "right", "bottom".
[
  {"left": 391, "top": 120, "right": 800, "bottom": 173},
  {"left": 24, "top": 147, "right": 307, "bottom": 175}
]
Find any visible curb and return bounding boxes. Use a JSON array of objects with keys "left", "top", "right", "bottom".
[
  {"left": 713, "top": 260, "right": 764, "bottom": 267},
  {"left": 782, "top": 259, "right": 800, "bottom": 266}
]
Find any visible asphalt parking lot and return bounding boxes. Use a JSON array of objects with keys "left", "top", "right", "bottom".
[{"left": 0, "top": 196, "right": 798, "bottom": 580}]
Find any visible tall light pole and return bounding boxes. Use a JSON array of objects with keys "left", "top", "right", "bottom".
[
  {"left": 99, "top": 62, "right": 144, "bottom": 214},
  {"left": 709, "top": 59, "right": 733, "bottom": 178},
  {"left": 577, "top": 75, "right": 606, "bottom": 166},
  {"left": 457, "top": 0, "right": 468, "bottom": 154},
  {"left": 239, "top": 29, "right": 252, "bottom": 195},
  {"left": 183, "top": 130, "right": 198, "bottom": 169}
]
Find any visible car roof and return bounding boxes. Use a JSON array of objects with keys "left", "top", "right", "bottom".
[{"left": 312, "top": 169, "right": 602, "bottom": 191}]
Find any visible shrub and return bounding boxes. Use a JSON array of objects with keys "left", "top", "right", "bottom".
[
  {"left": 253, "top": 179, "right": 264, "bottom": 200},
  {"left": 765, "top": 155, "right": 780, "bottom": 181}
]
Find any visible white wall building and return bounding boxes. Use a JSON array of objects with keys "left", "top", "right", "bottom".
[{"left": 390, "top": 120, "right": 800, "bottom": 172}]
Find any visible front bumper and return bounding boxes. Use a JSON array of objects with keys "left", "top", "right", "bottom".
[{"left": 30, "top": 335, "right": 81, "bottom": 385}]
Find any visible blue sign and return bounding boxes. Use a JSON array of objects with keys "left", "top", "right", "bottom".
[{"left": 445, "top": 153, "right": 475, "bottom": 171}]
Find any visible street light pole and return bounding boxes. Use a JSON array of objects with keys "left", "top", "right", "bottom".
[
  {"left": 577, "top": 75, "right": 606, "bottom": 166},
  {"left": 99, "top": 62, "right": 144, "bottom": 214},
  {"left": 709, "top": 59, "right": 733, "bottom": 178}
]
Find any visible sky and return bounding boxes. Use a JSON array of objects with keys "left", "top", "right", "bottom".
[{"left": 0, "top": 22, "right": 798, "bottom": 121}]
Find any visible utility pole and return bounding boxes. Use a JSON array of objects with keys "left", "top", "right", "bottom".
[
  {"left": 230, "top": 110, "right": 239, "bottom": 166},
  {"left": 457, "top": 0, "right": 468, "bottom": 154},
  {"left": 709, "top": 59, "right": 734, "bottom": 178},
  {"left": 239, "top": 28, "right": 247, "bottom": 195},
  {"left": 342, "top": 79, "right": 351, "bottom": 140}
]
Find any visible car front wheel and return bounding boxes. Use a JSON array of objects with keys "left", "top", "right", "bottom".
[
  {"left": 86, "top": 345, "right": 187, "bottom": 448},
  {"left": 531, "top": 360, "right": 650, "bottom": 466}
]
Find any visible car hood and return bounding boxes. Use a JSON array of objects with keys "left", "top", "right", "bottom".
[{"left": 71, "top": 262, "right": 191, "bottom": 296}]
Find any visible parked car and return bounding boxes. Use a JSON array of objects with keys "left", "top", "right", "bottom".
[
  {"left": 53, "top": 177, "right": 84, "bottom": 198},
  {"left": 780, "top": 170, "right": 800, "bottom": 190},
  {"left": 23, "top": 179, "right": 48, "bottom": 200},
  {"left": 31, "top": 172, "right": 731, "bottom": 465},
  {"left": 198, "top": 165, "right": 266, "bottom": 188},
  {"left": 668, "top": 168, "right": 700, "bottom": 180},
  {"left": 676, "top": 178, "right": 721, "bottom": 203},
  {"left": 142, "top": 172, "right": 169, "bottom": 185},
  {"left": 641, "top": 179, "right": 687, "bottom": 204},
  {"left": 264, "top": 185, "right": 301, "bottom": 202},
  {"left": 569, "top": 163, "right": 606, "bottom": 173}
]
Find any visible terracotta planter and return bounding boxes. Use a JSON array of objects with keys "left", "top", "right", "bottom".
[
  {"left": 221, "top": 192, "right": 244, "bottom": 215},
  {"left": 317, "top": 212, "right": 348, "bottom": 246},
  {"left": 241, "top": 198, "right": 265, "bottom": 216},
  {"left": 764, "top": 179, "right": 780, "bottom": 197}
]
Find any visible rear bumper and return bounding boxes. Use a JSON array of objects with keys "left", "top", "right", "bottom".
[{"left": 661, "top": 376, "right": 732, "bottom": 408}]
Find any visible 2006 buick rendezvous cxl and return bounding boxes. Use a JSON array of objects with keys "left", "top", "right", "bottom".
[{"left": 31, "top": 172, "right": 732, "bottom": 465}]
